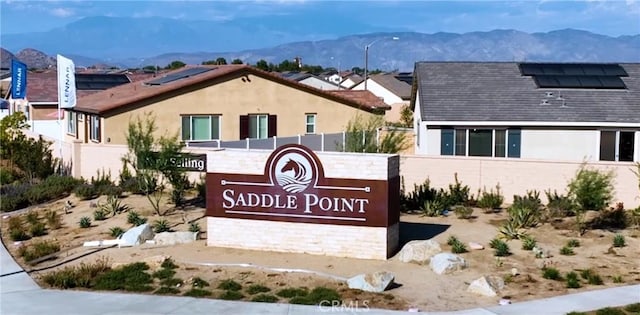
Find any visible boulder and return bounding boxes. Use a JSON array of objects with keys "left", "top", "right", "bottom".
[
  {"left": 398, "top": 240, "right": 442, "bottom": 264},
  {"left": 429, "top": 253, "right": 467, "bottom": 275},
  {"left": 467, "top": 276, "right": 505, "bottom": 297},
  {"left": 347, "top": 271, "right": 395, "bottom": 293},
  {"left": 469, "top": 242, "right": 485, "bottom": 250},
  {"left": 120, "top": 223, "right": 154, "bottom": 247},
  {"left": 154, "top": 232, "right": 198, "bottom": 246}
]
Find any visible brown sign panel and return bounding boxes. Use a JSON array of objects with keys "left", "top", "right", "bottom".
[{"left": 206, "top": 144, "right": 399, "bottom": 228}]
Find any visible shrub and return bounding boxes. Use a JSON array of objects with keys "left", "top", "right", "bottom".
[
  {"left": 613, "top": 234, "right": 626, "bottom": 247},
  {"left": 400, "top": 179, "right": 439, "bottom": 212},
  {"left": 595, "top": 307, "right": 625, "bottom": 315},
  {"left": 567, "top": 239, "right": 581, "bottom": 248},
  {"left": 512, "top": 190, "right": 542, "bottom": 212},
  {"left": 493, "top": 240, "right": 511, "bottom": 257},
  {"left": 79, "top": 216, "right": 92, "bottom": 228},
  {"left": 489, "top": 238, "right": 502, "bottom": 249},
  {"left": 184, "top": 288, "right": 212, "bottom": 297},
  {"left": 421, "top": 198, "right": 445, "bottom": 217},
  {"left": 446, "top": 235, "right": 459, "bottom": 246},
  {"left": 188, "top": 222, "right": 201, "bottom": 234},
  {"left": 9, "top": 228, "right": 30, "bottom": 241},
  {"left": 507, "top": 205, "right": 539, "bottom": 229},
  {"left": 25, "top": 211, "right": 40, "bottom": 225},
  {"left": 93, "top": 209, "right": 108, "bottom": 221},
  {"left": 93, "top": 262, "right": 152, "bottom": 291},
  {"left": 612, "top": 275, "right": 624, "bottom": 283},
  {"left": 499, "top": 220, "right": 528, "bottom": 240},
  {"left": 452, "top": 205, "right": 473, "bottom": 219},
  {"left": 154, "top": 287, "right": 180, "bottom": 295},
  {"left": 445, "top": 173, "right": 470, "bottom": 206},
  {"left": 21, "top": 240, "right": 60, "bottom": 263},
  {"left": 98, "top": 194, "right": 129, "bottom": 217},
  {"left": 589, "top": 204, "right": 627, "bottom": 230},
  {"left": 290, "top": 296, "right": 315, "bottom": 305},
  {"left": 545, "top": 189, "right": 576, "bottom": 218},
  {"left": 74, "top": 184, "right": 98, "bottom": 200},
  {"left": 109, "top": 227, "right": 125, "bottom": 238},
  {"left": 44, "top": 210, "right": 62, "bottom": 230},
  {"left": 126, "top": 211, "right": 147, "bottom": 226},
  {"left": 217, "top": 279, "right": 241, "bottom": 291},
  {"left": 160, "top": 277, "right": 183, "bottom": 287},
  {"left": 219, "top": 290, "right": 244, "bottom": 300},
  {"left": 153, "top": 219, "right": 171, "bottom": 233},
  {"left": 0, "top": 167, "right": 17, "bottom": 185},
  {"left": 566, "top": 271, "right": 581, "bottom": 288},
  {"left": 446, "top": 236, "right": 467, "bottom": 253},
  {"left": 521, "top": 235, "right": 537, "bottom": 251},
  {"left": 251, "top": 294, "right": 278, "bottom": 303},
  {"left": 161, "top": 258, "right": 178, "bottom": 269},
  {"left": 192, "top": 277, "right": 210, "bottom": 288},
  {"left": 42, "top": 258, "right": 110, "bottom": 289},
  {"left": 306, "top": 287, "right": 341, "bottom": 305},
  {"left": 276, "top": 287, "right": 308, "bottom": 298},
  {"left": 477, "top": 185, "right": 504, "bottom": 211},
  {"left": 624, "top": 303, "right": 640, "bottom": 313},
  {"left": 542, "top": 268, "right": 562, "bottom": 280},
  {"left": 247, "top": 284, "right": 271, "bottom": 295},
  {"left": 152, "top": 268, "right": 176, "bottom": 280},
  {"left": 29, "top": 222, "right": 47, "bottom": 237},
  {"left": 560, "top": 246, "right": 575, "bottom": 256},
  {"left": 568, "top": 164, "right": 614, "bottom": 211},
  {"left": 580, "top": 270, "right": 603, "bottom": 285}
]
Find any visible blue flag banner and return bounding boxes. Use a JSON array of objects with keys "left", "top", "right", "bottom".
[{"left": 11, "top": 59, "right": 27, "bottom": 99}]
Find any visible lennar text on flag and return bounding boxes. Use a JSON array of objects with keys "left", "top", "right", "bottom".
[
  {"left": 11, "top": 59, "right": 27, "bottom": 99},
  {"left": 57, "top": 54, "right": 76, "bottom": 109}
]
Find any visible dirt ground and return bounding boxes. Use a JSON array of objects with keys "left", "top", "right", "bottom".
[{"left": 2, "top": 193, "right": 639, "bottom": 312}]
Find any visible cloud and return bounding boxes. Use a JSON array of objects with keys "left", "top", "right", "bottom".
[{"left": 50, "top": 7, "right": 74, "bottom": 17}]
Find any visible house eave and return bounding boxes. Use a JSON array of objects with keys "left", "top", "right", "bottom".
[{"left": 422, "top": 121, "right": 640, "bottom": 128}]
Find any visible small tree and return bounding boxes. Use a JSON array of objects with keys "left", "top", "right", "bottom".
[
  {"left": 165, "top": 60, "right": 186, "bottom": 70},
  {"left": 398, "top": 104, "right": 413, "bottom": 128},
  {"left": 568, "top": 163, "right": 614, "bottom": 211},
  {"left": 231, "top": 59, "right": 243, "bottom": 65},
  {"left": 122, "top": 113, "right": 186, "bottom": 215},
  {"left": 337, "top": 113, "right": 409, "bottom": 154}
]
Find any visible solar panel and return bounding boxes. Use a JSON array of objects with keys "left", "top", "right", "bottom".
[
  {"left": 533, "top": 75, "right": 626, "bottom": 89},
  {"left": 519, "top": 63, "right": 628, "bottom": 77},
  {"left": 146, "top": 67, "right": 215, "bottom": 86},
  {"left": 75, "top": 74, "right": 132, "bottom": 90}
]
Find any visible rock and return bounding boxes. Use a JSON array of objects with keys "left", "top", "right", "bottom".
[
  {"left": 398, "top": 240, "right": 442, "bottom": 264},
  {"left": 429, "top": 253, "right": 467, "bottom": 275},
  {"left": 467, "top": 276, "right": 505, "bottom": 297},
  {"left": 347, "top": 271, "right": 395, "bottom": 293},
  {"left": 119, "top": 223, "right": 154, "bottom": 247},
  {"left": 583, "top": 210, "right": 600, "bottom": 224},
  {"left": 511, "top": 268, "right": 519, "bottom": 276},
  {"left": 153, "top": 232, "right": 198, "bottom": 246},
  {"left": 533, "top": 246, "right": 553, "bottom": 259},
  {"left": 469, "top": 242, "right": 484, "bottom": 250}
]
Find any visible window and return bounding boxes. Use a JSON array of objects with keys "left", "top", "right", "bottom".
[
  {"left": 181, "top": 115, "right": 220, "bottom": 141},
  {"left": 89, "top": 115, "right": 101, "bottom": 142},
  {"left": 600, "top": 131, "right": 635, "bottom": 162},
  {"left": 441, "top": 128, "right": 520, "bottom": 158},
  {"left": 305, "top": 114, "right": 316, "bottom": 134},
  {"left": 78, "top": 113, "right": 84, "bottom": 121},
  {"left": 67, "top": 111, "right": 76, "bottom": 135},
  {"left": 239, "top": 114, "right": 277, "bottom": 140}
]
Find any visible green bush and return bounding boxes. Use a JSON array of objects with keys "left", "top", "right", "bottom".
[
  {"left": 154, "top": 286, "right": 180, "bottom": 295},
  {"left": 305, "top": 287, "right": 341, "bottom": 305},
  {"left": 153, "top": 219, "right": 171, "bottom": 233},
  {"left": 127, "top": 211, "right": 147, "bottom": 226},
  {"left": 247, "top": 284, "right": 271, "bottom": 295},
  {"left": 477, "top": 185, "right": 504, "bottom": 211},
  {"left": 42, "top": 258, "right": 110, "bottom": 289},
  {"left": 93, "top": 262, "right": 152, "bottom": 291},
  {"left": 160, "top": 277, "right": 183, "bottom": 287},
  {"left": 217, "top": 279, "right": 241, "bottom": 291},
  {"left": 161, "top": 258, "right": 178, "bottom": 269},
  {"left": 613, "top": 234, "right": 626, "bottom": 247},
  {"left": 624, "top": 303, "right": 640, "bottom": 313},
  {"left": 590, "top": 205, "right": 628, "bottom": 230},
  {"left": 567, "top": 239, "right": 581, "bottom": 248},
  {"left": 10, "top": 228, "right": 31, "bottom": 241},
  {"left": 20, "top": 240, "right": 60, "bottom": 263},
  {"left": 93, "top": 209, "right": 108, "bottom": 221},
  {"left": 152, "top": 268, "right": 176, "bottom": 280},
  {"left": 184, "top": 288, "right": 212, "bottom": 297},
  {"left": 493, "top": 240, "right": 511, "bottom": 257},
  {"left": 452, "top": 205, "right": 473, "bottom": 219},
  {"left": 489, "top": 238, "right": 502, "bottom": 249},
  {"left": 74, "top": 184, "right": 98, "bottom": 200},
  {"left": 512, "top": 190, "right": 542, "bottom": 211},
  {"left": 109, "top": 227, "right": 125, "bottom": 238},
  {"left": 25, "top": 211, "right": 40, "bottom": 225},
  {"left": 566, "top": 271, "right": 581, "bottom": 288},
  {"left": 79, "top": 216, "right": 92, "bottom": 228},
  {"left": 0, "top": 167, "right": 17, "bottom": 185},
  {"left": 191, "top": 277, "right": 210, "bottom": 288},
  {"left": 612, "top": 275, "right": 624, "bottom": 283},
  {"left": 521, "top": 235, "right": 537, "bottom": 251},
  {"left": 290, "top": 296, "right": 315, "bottom": 305},
  {"left": 542, "top": 268, "right": 562, "bottom": 280},
  {"left": 44, "top": 210, "right": 62, "bottom": 230},
  {"left": 445, "top": 173, "right": 471, "bottom": 207},
  {"left": 499, "top": 220, "right": 528, "bottom": 240},
  {"left": 29, "top": 222, "right": 47, "bottom": 237},
  {"left": 507, "top": 205, "right": 539, "bottom": 228},
  {"left": 559, "top": 246, "right": 575, "bottom": 256},
  {"left": 446, "top": 236, "right": 467, "bottom": 253},
  {"left": 220, "top": 290, "right": 244, "bottom": 300},
  {"left": 188, "top": 222, "right": 201, "bottom": 233},
  {"left": 568, "top": 164, "right": 614, "bottom": 211},
  {"left": 251, "top": 294, "right": 278, "bottom": 303},
  {"left": 545, "top": 190, "right": 576, "bottom": 217},
  {"left": 99, "top": 194, "right": 129, "bottom": 217},
  {"left": 421, "top": 198, "right": 445, "bottom": 217},
  {"left": 400, "top": 179, "right": 439, "bottom": 212},
  {"left": 595, "top": 307, "right": 626, "bottom": 315},
  {"left": 276, "top": 287, "right": 308, "bottom": 298},
  {"left": 580, "top": 269, "right": 603, "bottom": 285}
]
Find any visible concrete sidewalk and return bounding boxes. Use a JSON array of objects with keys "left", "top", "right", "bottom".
[{"left": 1, "top": 241, "right": 638, "bottom": 315}]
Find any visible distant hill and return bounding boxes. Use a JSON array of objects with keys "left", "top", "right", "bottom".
[
  {"left": 0, "top": 47, "right": 16, "bottom": 68},
  {"left": 0, "top": 16, "right": 638, "bottom": 70}
]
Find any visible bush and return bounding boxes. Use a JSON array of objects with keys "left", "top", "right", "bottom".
[
  {"left": 306, "top": 287, "right": 341, "bottom": 305},
  {"left": 445, "top": 173, "right": 470, "bottom": 206},
  {"left": 219, "top": 290, "right": 244, "bottom": 300},
  {"left": 41, "top": 258, "right": 111, "bottom": 289},
  {"left": 477, "top": 185, "right": 504, "bottom": 211},
  {"left": 0, "top": 182, "right": 30, "bottom": 212},
  {"left": 184, "top": 288, "right": 212, "bottom": 297},
  {"left": 98, "top": 194, "right": 129, "bottom": 217},
  {"left": 109, "top": 227, "right": 125, "bottom": 238},
  {"left": 25, "top": 211, "right": 40, "bottom": 225},
  {"left": 595, "top": 307, "right": 626, "bottom": 315},
  {"left": 512, "top": 190, "right": 542, "bottom": 212},
  {"left": 568, "top": 164, "right": 614, "bottom": 211},
  {"left": 10, "top": 228, "right": 30, "bottom": 241},
  {"left": 542, "top": 268, "right": 562, "bottom": 280},
  {"left": 421, "top": 198, "right": 445, "bottom": 217},
  {"left": 493, "top": 240, "right": 511, "bottom": 257},
  {"left": 74, "top": 184, "right": 98, "bottom": 200},
  {"left": 566, "top": 271, "right": 581, "bottom": 288},
  {"left": 489, "top": 238, "right": 502, "bottom": 249},
  {"left": 612, "top": 275, "right": 624, "bottom": 283},
  {"left": 189, "top": 222, "right": 201, "bottom": 233},
  {"left": 93, "top": 262, "right": 152, "bottom": 291},
  {"left": 21, "top": 240, "right": 60, "bottom": 263},
  {"left": 446, "top": 236, "right": 467, "bottom": 253},
  {"left": 161, "top": 258, "right": 178, "bottom": 269},
  {"left": 0, "top": 167, "right": 17, "bottom": 185},
  {"left": 521, "top": 235, "right": 537, "bottom": 251},
  {"left": 624, "top": 303, "right": 640, "bottom": 313},
  {"left": 580, "top": 269, "right": 603, "bottom": 285},
  {"left": 153, "top": 219, "right": 171, "bottom": 233},
  {"left": 560, "top": 246, "right": 575, "bottom": 256},
  {"left": 126, "top": 211, "right": 147, "bottom": 226},
  {"left": 217, "top": 279, "right": 241, "bottom": 291},
  {"left": 251, "top": 294, "right": 278, "bottom": 303},
  {"left": 93, "top": 209, "right": 108, "bottom": 221},
  {"left": 247, "top": 284, "right": 271, "bottom": 295},
  {"left": 192, "top": 277, "right": 209, "bottom": 288},
  {"left": 79, "top": 216, "right": 92, "bottom": 228},
  {"left": 44, "top": 210, "right": 62, "bottom": 230},
  {"left": 160, "top": 277, "right": 183, "bottom": 287},
  {"left": 400, "top": 179, "right": 439, "bottom": 212},
  {"left": 29, "top": 222, "right": 47, "bottom": 237},
  {"left": 589, "top": 204, "right": 627, "bottom": 230},
  {"left": 612, "top": 234, "right": 625, "bottom": 247},
  {"left": 452, "top": 205, "right": 473, "bottom": 219},
  {"left": 499, "top": 220, "right": 528, "bottom": 240},
  {"left": 152, "top": 268, "right": 176, "bottom": 280},
  {"left": 567, "top": 239, "right": 581, "bottom": 248},
  {"left": 276, "top": 287, "right": 308, "bottom": 298},
  {"left": 154, "top": 287, "right": 180, "bottom": 295},
  {"left": 507, "top": 205, "right": 539, "bottom": 228},
  {"left": 545, "top": 190, "right": 576, "bottom": 218}
]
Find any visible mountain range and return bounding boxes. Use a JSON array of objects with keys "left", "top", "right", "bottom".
[{"left": 1, "top": 16, "right": 639, "bottom": 71}]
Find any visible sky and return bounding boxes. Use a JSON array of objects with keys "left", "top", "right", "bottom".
[{"left": 1, "top": 0, "right": 639, "bottom": 37}]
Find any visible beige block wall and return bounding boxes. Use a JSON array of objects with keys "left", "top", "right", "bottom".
[
  {"left": 103, "top": 74, "right": 381, "bottom": 145},
  {"left": 207, "top": 218, "right": 398, "bottom": 260},
  {"left": 400, "top": 155, "right": 640, "bottom": 208}
]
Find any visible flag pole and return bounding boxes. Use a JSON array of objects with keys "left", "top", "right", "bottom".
[{"left": 56, "top": 56, "right": 63, "bottom": 173}]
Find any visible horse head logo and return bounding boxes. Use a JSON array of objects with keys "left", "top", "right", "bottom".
[{"left": 274, "top": 152, "right": 314, "bottom": 193}]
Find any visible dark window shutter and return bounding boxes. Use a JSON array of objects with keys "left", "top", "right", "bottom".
[
  {"left": 507, "top": 129, "right": 521, "bottom": 158},
  {"left": 268, "top": 115, "right": 277, "bottom": 138},
  {"left": 239, "top": 115, "right": 249, "bottom": 140},
  {"left": 441, "top": 128, "right": 454, "bottom": 155}
]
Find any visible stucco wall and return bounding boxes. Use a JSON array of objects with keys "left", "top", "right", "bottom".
[
  {"left": 521, "top": 129, "right": 599, "bottom": 161},
  {"left": 101, "top": 74, "right": 380, "bottom": 145}
]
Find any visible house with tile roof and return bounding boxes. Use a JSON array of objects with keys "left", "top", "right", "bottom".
[
  {"left": 66, "top": 65, "right": 389, "bottom": 145},
  {"left": 352, "top": 72, "right": 412, "bottom": 123},
  {"left": 412, "top": 62, "right": 640, "bottom": 162},
  {"left": 278, "top": 71, "right": 342, "bottom": 90}
]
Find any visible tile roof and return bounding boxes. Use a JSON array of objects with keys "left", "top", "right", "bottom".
[
  {"left": 370, "top": 73, "right": 412, "bottom": 100},
  {"left": 414, "top": 62, "right": 640, "bottom": 124},
  {"left": 326, "top": 90, "right": 389, "bottom": 109},
  {"left": 74, "top": 65, "right": 390, "bottom": 115}
]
